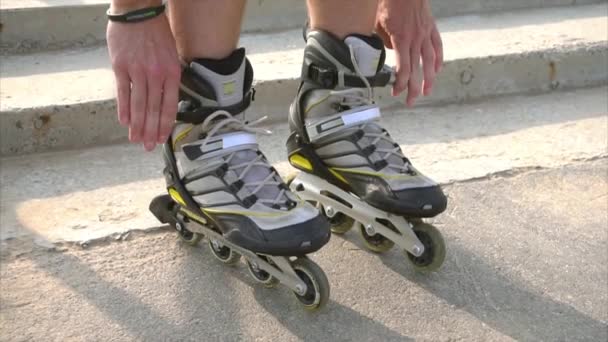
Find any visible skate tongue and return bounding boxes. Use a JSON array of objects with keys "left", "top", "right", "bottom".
[
  {"left": 344, "top": 36, "right": 382, "bottom": 77},
  {"left": 190, "top": 49, "right": 247, "bottom": 107}
]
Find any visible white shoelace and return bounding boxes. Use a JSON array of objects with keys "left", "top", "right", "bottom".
[
  {"left": 322, "top": 47, "right": 411, "bottom": 174},
  {"left": 198, "top": 111, "right": 288, "bottom": 207}
]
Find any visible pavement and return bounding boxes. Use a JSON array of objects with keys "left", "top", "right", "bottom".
[
  {"left": 1, "top": 159, "right": 606, "bottom": 341},
  {"left": 0, "top": 86, "right": 607, "bottom": 341}
]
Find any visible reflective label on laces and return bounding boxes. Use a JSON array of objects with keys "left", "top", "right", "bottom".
[{"left": 307, "top": 105, "right": 381, "bottom": 142}]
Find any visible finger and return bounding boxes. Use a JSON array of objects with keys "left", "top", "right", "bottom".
[
  {"left": 407, "top": 42, "right": 422, "bottom": 107},
  {"left": 115, "top": 71, "right": 131, "bottom": 126},
  {"left": 143, "top": 74, "right": 163, "bottom": 151},
  {"left": 129, "top": 68, "right": 146, "bottom": 143},
  {"left": 375, "top": 25, "right": 393, "bottom": 50},
  {"left": 390, "top": 35, "right": 410, "bottom": 96},
  {"left": 431, "top": 25, "right": 444, "bottom": 73},
  {"left": 421, "top": 38, "right": 436, "bottom": 96},
  {"left": 158, "top": 67, "right": 180, "bottom": 144}
]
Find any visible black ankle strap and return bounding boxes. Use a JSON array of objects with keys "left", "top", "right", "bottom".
[{"left": 305, "top": 62, "right": 393, "bottom": 89}]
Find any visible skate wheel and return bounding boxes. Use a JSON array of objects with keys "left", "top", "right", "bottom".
[
  {"left": 177, "top": 227, "right": 203, "bottom": 246},
  {"left": 208, "top": 239, "right": 241, "bottom": 265},
  {"left": 291, "top": 257, "right": 330, "bottom": 311},
  {"left": 405, "top": 222, "right": 446, "bottom": 272},
  {"left": 326, "top": 211, "right": 355, "bottom": 235},
  {"left": 246, "top": 258, "right": 279, "bottom": 288},
  {"left": 174, "top": 220, "right": 203, "bottom": 246},
  {"left": 359, "top": 224, "right": 395, "bottom": 253},
  {"left": 150, "top": 195, "right": 202, "bottom": 245}
]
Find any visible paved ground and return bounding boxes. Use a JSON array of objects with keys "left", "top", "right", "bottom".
[
  {"left": 1, "top": 160, "right": 606, "bottom": 341},
  {"left": 1, "top": 86, "right": 607, "bottom": 341}
]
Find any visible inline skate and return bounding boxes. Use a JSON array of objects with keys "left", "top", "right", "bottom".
[
  {"left": 286, "top": 30, "right": 447, "bottom": 272},
  {"left": 149, "top": 48, "right": 331, "bottom": 310}
]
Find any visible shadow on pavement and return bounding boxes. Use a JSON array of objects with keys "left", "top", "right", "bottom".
[
  {"left": 17, "top": 230, "right": 245, "bottom": 341},
  {"left": 7, "top": 162, "right": 606, "bottom": 340},
  {"left": 377, "top": 241, "right": 608, "bottom": 341},
  {"left": 29, "top": 251, "right": 194, "bottom": 340},
  {"left": 226, "top": 266, "right": 414, "bottom": 342},
  {"left": 327, "top": 162, "right": 608, "bottom": 340}
]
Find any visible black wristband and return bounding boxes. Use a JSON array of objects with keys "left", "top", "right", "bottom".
[{"left": 107, "top": 4, "right": 165, "bottom": 23}]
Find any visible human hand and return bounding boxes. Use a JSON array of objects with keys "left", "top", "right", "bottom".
[
  {"left": 375, "top": 0, "right": 443, "bottom": 107},
  {"left": 107, "top": 5, "right": 180, "bottom": 151}
]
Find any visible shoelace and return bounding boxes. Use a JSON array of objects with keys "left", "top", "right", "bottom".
[
  {"left": 321, "top": 47, "right": 412, "bottom": 174},
  {"left": 199, "top": 111, "right": 289, "bottom": 208}
]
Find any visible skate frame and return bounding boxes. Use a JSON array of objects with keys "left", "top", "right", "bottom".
[
  {"left": 290, "top": 172, "right": 425, "bottom": 257},
  {"left": 178, "top": 215, "right": 310, "bottom": 296}
]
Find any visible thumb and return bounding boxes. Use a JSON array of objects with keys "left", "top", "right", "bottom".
[{"left": 375, "top": 24, "right": 393, "bottom": 50}]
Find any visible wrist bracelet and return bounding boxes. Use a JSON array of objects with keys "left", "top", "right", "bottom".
[{"left": 107, "top": 4, "right": 165, "bottom": 23}]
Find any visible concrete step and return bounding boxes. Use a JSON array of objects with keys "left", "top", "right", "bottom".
[
  {"left": 1, "top": 86, "right": 606, "bottom": 245},
  {"left": 1, "top": 4, "right": 607, "bottom": 156},
  {"left": 0, "top": 0, "right": 307, "bottom": 53},
  {"left": 2, "top": 0, "right": 605, "bottom": 53}
]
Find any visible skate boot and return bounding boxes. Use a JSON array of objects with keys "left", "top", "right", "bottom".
[
  {"left": 149, "top": 48, "right": 331, "bottom": 310},
  {"left": 286, "top": 31, "right": 447, "bottom": 272}
]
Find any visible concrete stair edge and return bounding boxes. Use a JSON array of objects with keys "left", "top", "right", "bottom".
[
  {"left": 2, "top": 43, "right": 606, "bottom": 156},
  {"left": 1, "top": 0, "right": 606, "bottom": 54}
]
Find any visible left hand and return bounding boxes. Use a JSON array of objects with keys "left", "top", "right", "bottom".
[{"left": 375, "top": 0, "right": 443, "bottom": 107}]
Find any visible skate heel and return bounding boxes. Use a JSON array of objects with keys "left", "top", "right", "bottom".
[{"left": 149, "top": 194, "right": 175, "bottom": 224}]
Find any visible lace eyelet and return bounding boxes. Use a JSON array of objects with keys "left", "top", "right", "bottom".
[{"left": 242, "top": 195, "right": 258, "bottom": 208}]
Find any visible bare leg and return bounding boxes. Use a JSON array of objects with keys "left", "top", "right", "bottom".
[
  {"left": 307, "top": 0, "right": 379, "bottom": 38},
  {"left": 167, "top": 0, "right": 246, "bottom": 61}
]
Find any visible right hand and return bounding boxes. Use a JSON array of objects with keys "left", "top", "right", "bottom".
[
  {"left": 107, "top": 7, "right": 180, "bottom": 151},
  {"left": 375, "top": 0, "right": 443, "bottom": 107}
]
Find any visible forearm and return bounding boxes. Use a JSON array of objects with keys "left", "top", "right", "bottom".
[{"left": 110, "top": 0, "right": 162, "bottom": 13}]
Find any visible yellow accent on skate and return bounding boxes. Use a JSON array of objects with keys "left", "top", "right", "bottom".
[
  {"left": 171, "top": 188, "right": 210, "bottom": 224},
  {"left": 169, "top": 188, "right": 186, "bottom": 206},
  {"left": 331, "top": 167, "right": 424, "bottom": 181},
  {"left": 172, "top": 125, "right": 194, "bottom": 149},
  {"left": 304, "top": 94, "right": 331, "bottom": 114},
  {"left": 289, "top": 154, "right": 313, "bottom": 171},
  {"left": 223, "top": 81, "right": 236, "bottom": 95},
  {"left": 179, "top": 207, "right": 208, "bottom": 225},
  {"left": 329, "top": 168, "right": 349, "bottom": 184},
  {"left": 202, "top": 207, "right": 296, "bottom": 218}
]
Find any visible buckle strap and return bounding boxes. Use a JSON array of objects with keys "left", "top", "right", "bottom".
[
  {"left": 182, "top": 132, "right": 258, "bottom": 161},
  {"left": 306, "top": 63, "right": 393, "bottom": 89},
  {"left": 306, "top": 105, "right": 381, "bottom": 142}
]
